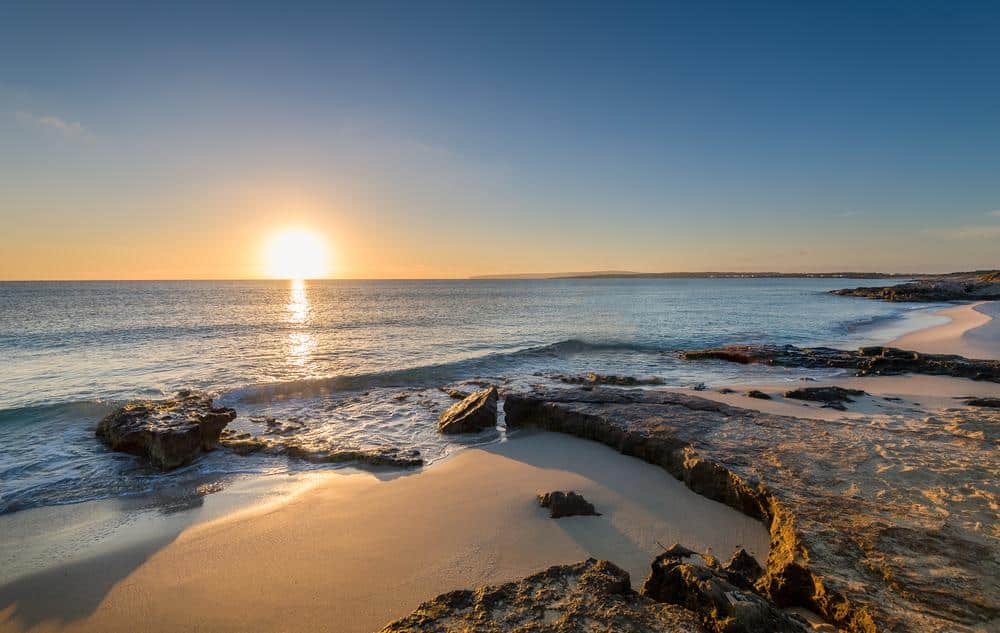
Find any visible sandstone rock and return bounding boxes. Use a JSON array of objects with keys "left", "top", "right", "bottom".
[
  {"left": 504, "top": 386, "right": 999, "bottom": 632},
  {"left": 537, "top": 491, "right": 601, "bottom": 518},
  {"left": 437, "top": 386, "right": 498, "bottom": 434},
  {"left": 745, "top": 390, "right": 771, "bottom": 400},
  {"left": 680, "top": 344, "right": 1000, "bottom": 382},
  {"left": 95, "top": 391, "right": 235, "bottom": 470},
  {"left": 641, "top": 549, "right": 805, "bottom": 633},
  {"left": 380, "top": 558, "right": 707, "bottom": 632}
]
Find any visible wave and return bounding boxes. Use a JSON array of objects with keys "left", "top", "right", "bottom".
[{"left": 225, "top": 338, "right": 674, "bottom": 403}]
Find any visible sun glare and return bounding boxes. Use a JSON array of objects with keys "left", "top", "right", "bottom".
[{"left": 264, "top": 228, "right": 331, "bottom": 279}]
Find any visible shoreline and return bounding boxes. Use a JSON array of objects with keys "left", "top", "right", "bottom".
[{"left": 1, "top": 301, "right": 996, "bottom": 633}]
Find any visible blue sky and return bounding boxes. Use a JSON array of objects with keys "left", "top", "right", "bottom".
[{"left": 1, "top": 1, "right": 998, "bottom": 278}]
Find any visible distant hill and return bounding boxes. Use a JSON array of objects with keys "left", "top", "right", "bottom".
[{"left": 469, "top": 271, "right": 933, "bottom": 280}]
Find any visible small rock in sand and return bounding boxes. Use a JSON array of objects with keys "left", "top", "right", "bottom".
[
  {"left": 745, "top": 390, "right": 772, "bottom": 400},
  {"left": 537, "top": 491, "right": 601, "bottom": 518}
]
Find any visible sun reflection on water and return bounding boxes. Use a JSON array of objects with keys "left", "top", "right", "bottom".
[{"left": 286, "top": 279, "right": 315, "bottom": 366}]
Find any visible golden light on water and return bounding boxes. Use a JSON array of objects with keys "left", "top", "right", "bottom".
[{"left": 263, "top": 228, "right": 331, "bottom": 279}]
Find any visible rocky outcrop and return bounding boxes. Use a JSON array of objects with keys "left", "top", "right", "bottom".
[
  {"left": 831, "top": 271, "right": 1000, "bottom": 302},
  {"left": 783, "top": 386, "right": 865, "bottom": 410},
  {"left": 95, "top": 390, "right": 235, "bottom": 470},
  {"left": 680, "top": 344, "right": 1000, "bottom": 382},
  {"left": 962, "top": 397, "right": 1000, "bottom": 408},
  {"left": 218, "top": 431, "right": 423, "bottom": 468},
  {"left": 641, "top": 546, "right": 803, "bottom": 633},
  {"left": 553, "top": 373, "right": 665, "bottom": 386},
  {"left": 504, "top": 386, "right": 1000, "bottom": 632},
  {"left": 537, "top": 491, "right": 601, "bottom": 518},
  {"left": 380, "top": 558, "right": 708, "bottom": 632},
  {"left": 437, "top": 386, "right": 498, "bottom": 434}
]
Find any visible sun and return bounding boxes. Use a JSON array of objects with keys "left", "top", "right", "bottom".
[{"left": 263, "top": 228, "right": 331, "bottom": 279}]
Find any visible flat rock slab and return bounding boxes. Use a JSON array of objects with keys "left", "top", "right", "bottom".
[
  {"left": 537, "top": 490, "right": 601, "bottom": 518},
  {"left": 784, "top": 386, "right": 865, "bottom": 410},
  {"left": 379, "top": 558, "right": 708, "bottom": 633},
  {"left": 95, "top": 390, "right": 235, "bottom": 470},
  {"left": 504, "top": 386, "right": 999, "bottom": 632},
  {"left": 680, "top": 344, "right": 1000, "bottom": 381},
  {"left": 438, "top": 386, "right": 498, "bottom": 434}
]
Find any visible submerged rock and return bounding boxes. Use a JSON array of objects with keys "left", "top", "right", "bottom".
[
  {"left": 437, "top": 386, "right": 498, "bottom": 434},
  {"left": 831, "top": 271, "right": 1000, "bottom": 302},
  {"left": 504, "top": 386, "right": 1000, "bottom": 631},
  {"left": 784, "top": 386, "right": 865, "bottom": 410},
  {"left": 680, "top": 344, "right": 1000, "bottom": 382},
  {"left": 554, "top": 372, "right": 665, "bottom": 386},
  {"left": 962, "top": 397, "right": 1000, "bottom": 408},
  {"left": 641, "top": 548, "right": 804, "bottom": 633},
  {"left": 537, "top": 491, "right": 601, "bottom": 518},
  {"left": 96, "top": 391, "right": 235, "bottom": 471},
  {"left": 380, "top": 558, "right": 707, "bottom": 632},
  {"left": 219, "top": 433, "right": 423, "bottom": 468}
]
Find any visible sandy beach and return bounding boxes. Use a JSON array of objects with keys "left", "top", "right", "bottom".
[{"left": 2, "top": 300, "right": 997, "bottom": 633}]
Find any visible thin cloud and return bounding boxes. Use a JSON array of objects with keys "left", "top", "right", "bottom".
[{"left": 15, "top": 111, "right": 90, "bottom": 139}]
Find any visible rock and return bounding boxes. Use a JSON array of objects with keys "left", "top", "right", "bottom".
[
  {"left": 962, "top": 397, "right": 1000, "bottom": 408},
  {"left": 680, "top": 344, "right": 1000, "bottom": 382},
  {"left": 380, "top": 558, "right": 708, "bottom": 632},
  {"left": 95, "top": 391, "right": 235, "bottom": 470},
  {"left": 537, "top": 491, "right": 601, "bottom": 518},
  {"left": 553, "top": 372, "right": 665, "bottom": 386},
  {"left": 724, "top": 548, "right": 765, "bottom": 589},
  {"left": 220, "top": 434, "right": 423, "bottom": 468},
  {"left": 784, "top": 386, "right": 865, "bottom": 410},
  {"left": 831, "top": 271, "right": 1000, "bottom": 302},
  {"left": 641, "top": 549, "right": 805, "bottom": 633},
  {"left": 437, "top": 386, "right": 498, "bottom": 434},
  {"left": 745, "top": 390, "right": 772, "bottom": 400},
  {"left": 503, "top": 386, "right": 999, "bottom": 632},
  {"left": 440, "top": 387, "right": 470, "bottom": 400}
]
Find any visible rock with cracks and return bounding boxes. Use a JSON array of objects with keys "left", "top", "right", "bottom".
[
  {"left": 379, "top": 558, "right": 708, "bottom": 633},
  {"left": 437, "top": 386, "right": 498, "bottom": 434},
  {"left": 503, "top": 386, "right": 999, "bottom": 632},
  {"left": 96, "top": 390, "right": 235, "bottom": 471},
  {"left": 538, "top": 491, "right": 601, "bottom": 518}
]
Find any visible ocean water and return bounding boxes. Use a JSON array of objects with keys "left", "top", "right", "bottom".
[{"left": 0, "top": 278, "right": 943, "bottom": 513}]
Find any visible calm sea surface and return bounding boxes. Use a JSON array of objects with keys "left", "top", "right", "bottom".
[{"left": 0, "top": 279, "right": 942, "bottom": 513}]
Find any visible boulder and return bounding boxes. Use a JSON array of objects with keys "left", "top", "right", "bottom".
[
  {"left": 96, "top": 390, "right": 235, "bottom": 470},
  {"left": 538, "top": 491, "right": 601, "bottom": 518},
  {"left": 437, "top": 386, "right": 498, "bottom": 434},
  {"left": 745, "top": 390, "right": 771, "bottom": 400}
]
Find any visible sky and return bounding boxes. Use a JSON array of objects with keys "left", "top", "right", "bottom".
[{"left": 1, "top": 1, "right": 998, "bottom": 279}]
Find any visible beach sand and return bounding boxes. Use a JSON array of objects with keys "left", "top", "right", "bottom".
[
  {"left": 1, "top": 300, "right": 996, "bottom": 633},
  {"left": 0, "top": 432, "right": 768, "bottom": 633}
]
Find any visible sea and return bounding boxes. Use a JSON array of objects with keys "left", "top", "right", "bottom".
[{"left": 0, "top": 278, "right": 946, "bottom": 514}]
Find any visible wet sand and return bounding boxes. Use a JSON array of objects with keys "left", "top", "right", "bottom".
[{"left": 0, "top": 432, "right": 768, "bottom": 633}]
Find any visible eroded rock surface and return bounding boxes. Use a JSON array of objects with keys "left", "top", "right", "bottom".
[
  {"left": 379, "top": 558, "right": 708, "bottom": 633},
  {"left": 680, "top": 344, "right": 1000, "bottom": 381},
  {"left": 641, "top": 546, "right": 804, "bottom": 633},
  {"left": 96, "top": 390, "right": 235, "bottom": 470},
  {"left": 832, "top": 271, "right": 1000, "bottom": 302},
  {"left": 537, "top": 491, "right": 601, "bottom": 518},
  {"left": 438, "top": 386, "right": 498, "bottom": 434},
  {"left": 504, "top": 386, "right": 1000, "bottom": 632}
]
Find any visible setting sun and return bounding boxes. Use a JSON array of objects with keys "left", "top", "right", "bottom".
[{"left": 263, "top": 228, "right": 331, "bottom": 279}]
